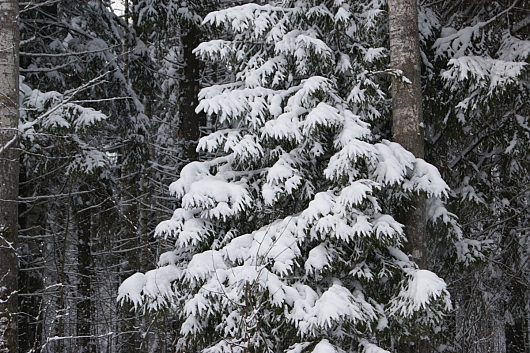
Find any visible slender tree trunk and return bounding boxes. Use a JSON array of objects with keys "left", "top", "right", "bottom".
[
  {"left": 54, "top": 207, "right": 70, "bottom": 353},
  {"left": 388, "top": 0, "right": 428, "bottom": 352},
  {"left": 18, "top": 169, "right": 45, "bottom": 353},
  {"left": 179, "top": 25, "right": 205, "bottom": 161},
  {"left": 76, "top": 190, "right": 95, "bottom": 353},
  {"left": 503, "top": 226, "right": 529, "bottom": 353},
  {"left": 123, "top": 0, "right": 130, "bottom": 82},
  {"left": 0, "top": 1, "right": 20, "bottom": 352}
]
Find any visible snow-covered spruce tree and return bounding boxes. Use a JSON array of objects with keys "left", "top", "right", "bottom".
[
  {"left": 18, "top": 78, "right": 111, "bottom": 353},
  {"left": 120, "top": 2, "right": 454, "bottom": 352},
  {"left": 422, "top": 1, "right": 530, "bottom": 352},
  {"left": 18, "top": 1, "right": 157, "bottom": 351}
]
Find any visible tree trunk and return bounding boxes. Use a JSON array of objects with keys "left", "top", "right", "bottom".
[
  {"left": 179, "top": 25, "right": 205, "bottom": 161},
  {"left": 18, "top": 168, "right": 45, "bottom": 353},
  {"left": 0, "top": 0, "right": 20, "bottom": 352},
  {"left": 75, "top": 190, "right": 95, "bottom": 353},
  {"left": 388, "top": 0, "right": 427, "bottom": 269},
  {"left": 388, "top": 0, "right": 428, "bottom": 352},
  {"left": 504, "top": 227, "right": 529, "bottom": 353}
]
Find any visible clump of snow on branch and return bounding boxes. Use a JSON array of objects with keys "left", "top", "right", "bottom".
[{"left": 390, "top": 269, "right": 452, "bottom": 318}]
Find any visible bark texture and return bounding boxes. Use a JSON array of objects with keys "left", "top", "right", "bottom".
[
  {"left": 0, "top": 1, "right": 20, "bottom": 352},
  {"left": 388, "top": 0, "right": 429, "bottom": 352},
  {"left": 388, "top": 0, "right": 427, "bottom": 267}
]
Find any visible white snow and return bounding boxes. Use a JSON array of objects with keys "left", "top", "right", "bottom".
[
  {"left": 117, "top": 265, "right": 183, "bottom": 310},
  {"left": 373, "top": 140, "right": 415, "bottom": 185},
  {"left": 288, "top": 283, "right": 376, "bottom": 335},
  {"left": 186, "top": 250, "right": 227, "bottom": 281},
  {"left": 390, "top": 269, "right": 451, "bottom": 317},
  {"left": 359, "top": 340, "right": 391, "bottom": 353},
  {"left": 302, "top": 102, "right": 343, "bottom": 134},
  {"left": 304, "top": 243, "right": 331, "bottom": 274},
  {"left": 182, "top": 176, "right": 252, "bottom": 220},
  {"left": 117, "top": 272, "right": 146, "bottom": 308},
  {"left": 403, "top": 159, "right": 449, "bottom": 198},
  {"left": 338, "top": 180, "right": 378, "bottom": 208},
  {"left": 312, "top": 339, "right": 337, "bottom": 353}
]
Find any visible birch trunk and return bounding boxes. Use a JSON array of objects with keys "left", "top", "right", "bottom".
[
  {"left": 0, "top": 0, "right": 20, "bottom": 352},
  {"left": 388, "top": 0, "right": 429, "bottom": 351}
]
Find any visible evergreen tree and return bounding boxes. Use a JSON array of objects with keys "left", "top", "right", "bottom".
[
  {"left": 422, "top": 1, "right": 529, "bottom": 351},
  {"left": 18, "top": 1, "right": 154, "bottom": 351},
  {"left": 120, "top": 2, "right": 455, "bottom": 352},
  {"left": 17, "top": 0, "right": 218, "bottom": 351}
]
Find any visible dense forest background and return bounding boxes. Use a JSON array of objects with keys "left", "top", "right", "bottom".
[{"left": 0, "top": 0, "right": 528, "bottom": 353}]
